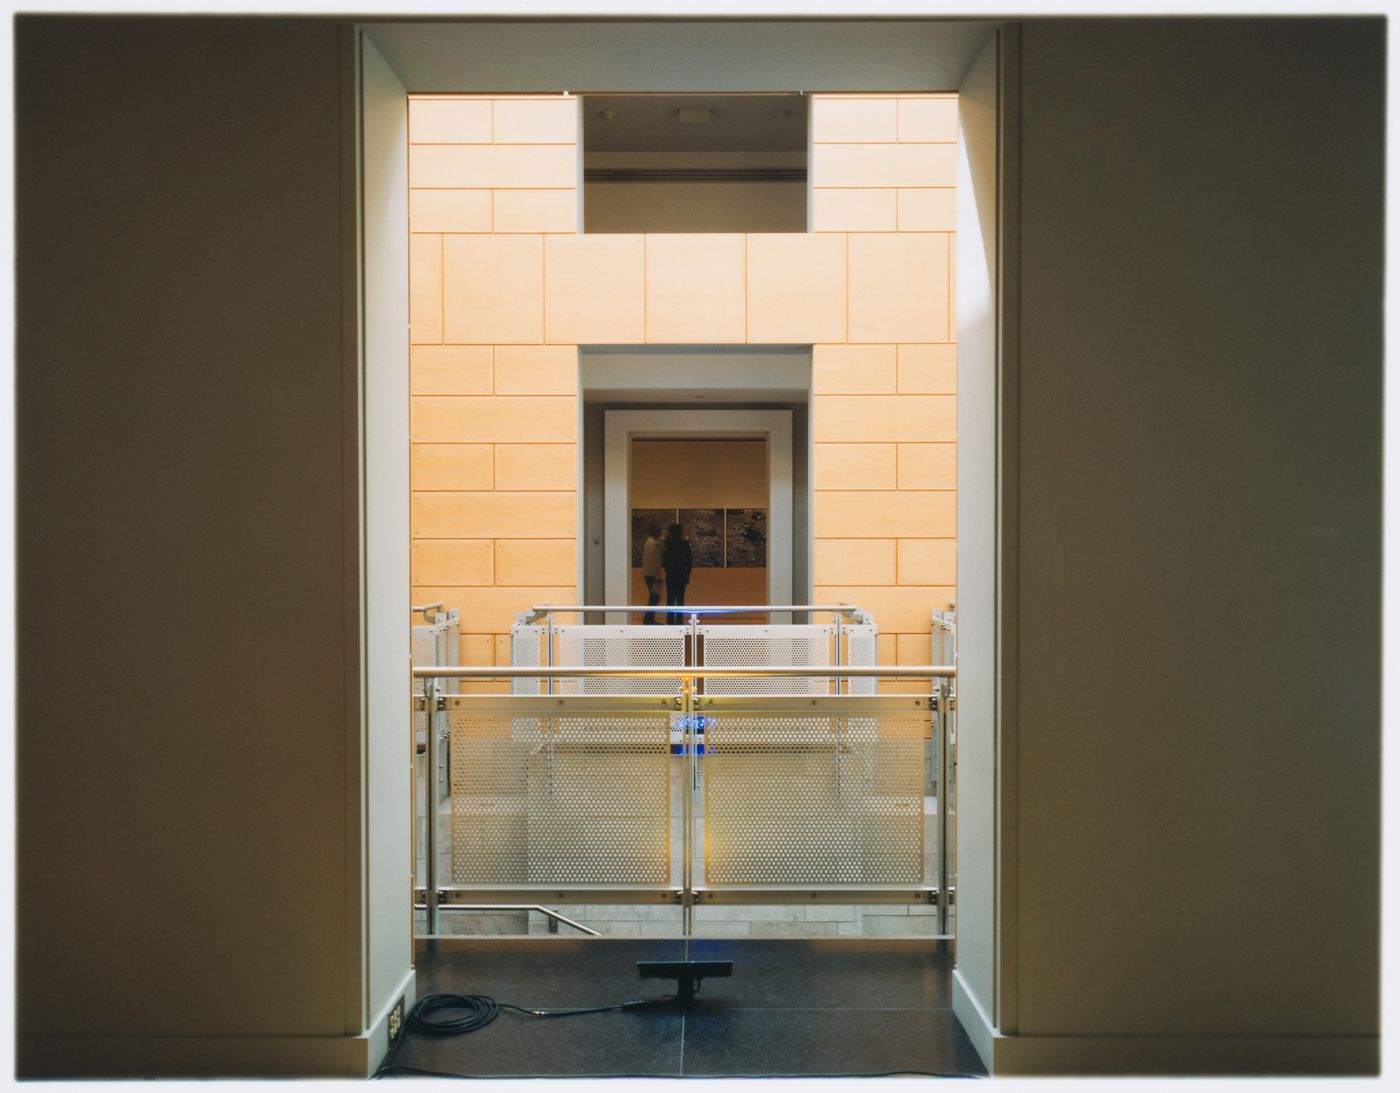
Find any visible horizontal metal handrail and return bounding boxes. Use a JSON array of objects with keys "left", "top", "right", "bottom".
[
  {"left": 412, "top": 902, "right": 601, "bottom": 936},
  {"left": 412, "top": 664, "right": 955, "bottom": 679},
  {"left": 521, "top": 603, "right": 868, "bottom": 623}
]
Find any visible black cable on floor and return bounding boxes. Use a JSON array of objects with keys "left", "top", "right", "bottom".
[{"left": 373, "top": 990, "right": 677, "bottom": 1079}]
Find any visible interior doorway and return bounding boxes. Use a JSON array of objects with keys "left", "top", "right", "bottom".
[
  {"left": 628, "top": 437, "right": 770, "bottom": 621},
  {"left": 603, "top": 408, "right": 794, "bottom": 615}
]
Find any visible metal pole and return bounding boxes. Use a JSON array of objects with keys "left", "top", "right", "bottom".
[
  {"left": 936, "top": 675, "right": 951, "bottom": 935},
  {"left": 834, "top": 615, "right": 844, "bottom": 695},
  {"left": 681, "top": 675, "right": 694, "bottom": 937},
  {"left": 545, "top": 615, "right": 555, "bottom": 696},
  {"left": 413, "top": 665, "right": 955, "bottom": 680},
  {"left": 425, "top": 674, "right": 443, "bottom": 935}
]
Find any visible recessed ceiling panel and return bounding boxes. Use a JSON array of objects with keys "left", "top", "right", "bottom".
[{"left": 584, "top": 95, "right": 807, "bottom": 154}]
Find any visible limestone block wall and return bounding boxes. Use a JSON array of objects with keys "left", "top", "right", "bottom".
[{"left": 409, "top": 92, "right": 956, "bottom": 688}]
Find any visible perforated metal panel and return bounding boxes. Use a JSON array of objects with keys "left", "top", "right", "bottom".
[
  {"left": 555, "top": 626, "right": 687, "bottom": 695},
  {"left": 843, "top": 622, "right": 879, "bottom": 696},
  {"left": 700, "top": 699, "right": 925, "bottom": 885},
  {"left": 412, "top": 631, "right": 435, "bottom": 743},
  {"left": 447, "top": 701, "right": 672, "bottom": 885},
  {"left": 699, "top": 625, "right": 834, "bottom": 694},
  {"left": 413, "top": 613, "right": 461, "bottom": 739},
  {"left": 930, "top": 610, "right": 956, "bottom": 672},
  {"left": 510, "top": 622, "right": 544, "bottom": 695}
]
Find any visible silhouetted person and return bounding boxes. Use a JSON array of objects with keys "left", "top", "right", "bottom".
[
  {"left": 641, "top": 522, "right": 664, "bottom": 625},
  {"left": 662, "top": 523, "right": 692, "bottom": 625}
]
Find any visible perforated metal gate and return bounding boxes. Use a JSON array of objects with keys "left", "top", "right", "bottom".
[
  {"left": 698, "top": 696, "right": 927, "bottom": 886},
  {"left": 445, "top": 696, "right": 674, "bottom": 885},
  {"left": 555, "top": 625, "right": 686, "bottom": 696},
  {"left": 418, "top": 607, "right": 951, "bottom": 934}
]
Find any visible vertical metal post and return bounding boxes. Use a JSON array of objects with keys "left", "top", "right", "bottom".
[
  {"left": 680, "top": 674, "right": 694, "bottom": 936},
  {"left": 834, "top": 615, "right": 844, "bottom": 695},
  {"left": 424, "top": 675, "right": 443, "bottom": 936},
  {"left": 545, "top": 614, "right": 555, "bottom": 696},
  {"left": 936, "top": 675, "right": 951, "bottom": 935},
  {"left": 687, "top": 612, "right": 701, "bottom": 936},
  {"left": 433, "top": 623, "right": 448, "bottom": 804}
]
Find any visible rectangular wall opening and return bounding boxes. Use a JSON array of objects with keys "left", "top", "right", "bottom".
[
  {"left": 630, "top": 437, "right": 770, "bottom": 620},
  {"left": 583, "top": 94, "right": 808, "bottom": 233}
]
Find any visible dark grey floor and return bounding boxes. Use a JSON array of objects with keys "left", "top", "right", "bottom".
[{"left": 379, "top": 937, "right": 986, "bottom": 1079}]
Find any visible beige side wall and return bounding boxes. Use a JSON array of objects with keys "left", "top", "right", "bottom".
[
  {"left": 411, "top": 93, "right": 956, "bottom": 678},
  {"left": 810, "top": 94, "right": 957, "bottom": 683},
  {"left": 409, "top": 96, "right": 581, "bottom": 690}
]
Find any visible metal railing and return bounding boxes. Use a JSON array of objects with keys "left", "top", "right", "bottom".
[{"left": 413, "top": 662, "right": 956, "bottom": 936}]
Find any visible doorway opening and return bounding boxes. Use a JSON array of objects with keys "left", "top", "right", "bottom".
[
  {"left": 582, "top": 93, "right": 808, "bottom": 233},
  {"left": 370, "top": 16, "right": 1000, "bottom": 1077},
  {"left": 629, "top": 437, "right": 770, "bottom": 621}
]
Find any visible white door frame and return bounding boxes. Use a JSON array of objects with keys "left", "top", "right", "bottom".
[{"left": 603, "top": 409, "right": 793, "bottom": 611}]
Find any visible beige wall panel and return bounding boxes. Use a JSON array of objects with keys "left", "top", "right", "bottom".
[
  {"left": 412, "top": 491, "right": 576, "bottom": 538},
  {"left": 409, "top": 98, "right": 492, "bottom": 144},
  {"left": 494, "top": 345, "right": 577, "bottom": 395},
  {"left": 631, "top": 438, "right": 768, "bottom": 508},
  {"left": 492, "top": 634, "right": 511, "bottom": 666},
  {"left": 411, "top": 585, "right": 577, "bottom": 634},
  {"left": 644, "top": 234, "right": 746, "bottom": 343},
  {"left": 495, "top": 539, "right": 577, "bottom": 586},
  {"left": 456, "top": 681, "right": 512, "bottom": 695},
  {"left": 812, "top": 344, "right": 896, "bottom": 394},
  {"left": 815, "top": 490, "right": 956, "bottom": 538},
  {"left": 493, "top": 189, "right": 578, "bottom": 234},
  {"left": 812, "top": 584, "right": 955, "bottom": 633},
  {"left": 876, "top": 633, "right": 897, "bottom": 666},
  {"left": 411, "top": 144, "right": 577, "bottom": 189},
  {"left": 897, "top": 344, "right": 957, "bottom": 394},
  {"left": 848, "top": 233, "right": 950, "bottom": 343},
  {"left": 412, "top": 395, "right": 575, "bottom": 443},
  {"left": 811, "top": 97, "right": 897, "bottom": 143},
  {"left": 746, "top": 233, "right": 847, "bottom": 343},
  {"left": 411, "top": 443, "right": 493, "bottom": 491},
  {"left": 897, "top": 538, "right": 957, "bottom": 585},
  {"left": 896, "top": 442, "right": 957, "bottom": 489},
  {"left": 411, "top": 539, "right": 493, "bottom": 586},
  {"left": 813, "top": 443, "right": 896, "bottom": 489},
  {"left": 876, "top": 679, "right": 934, "bottom": 697},
  {"left": 495, "top": 444, "right": 576, "bottom": 490},
  {"left": 442, "top": 234, "right": 544, "bottom": 344},
  {"left": 948, "top": 233, "right": 957, "bottom": 343},
  {"left": 411, "top": 345, "right": 492, "bottom": 395},
  {"left": 409, "top": 233, "right": 442, "bottom": 344},
  {"left": 896, "top": 633, "right": 934, "bottom": 666},
  {"left": 545, "top": 234, "right": 645, "bottom": 344},
  {"left": 897, "top": 188, "right": 957, "bottom": 232},
  {"left": 897, "top": 97, "right": 959, "bottom": 143},
  {"left": 410, "top": 189, "right": 493, "bottom": 233},
  {"left": 461, "top": 634, "right": 495, "bottom": 666},
  {"left": 814, "top": 538, "right": 895, "bottom": 585},
  {"left": 492, "top": 98, "right": 578, "bottom": 143},
  {"left": 811, "top": 143, "right": 957, "bottom": 188},
  {"left": 812, "top": 188, "right": 897, "bottom": 232},
  {"left": 813, "top": 394, "right": 955, "bottom": 442},
  {"left": 586, "top": 180, "right": 805, "bottom": 234}
]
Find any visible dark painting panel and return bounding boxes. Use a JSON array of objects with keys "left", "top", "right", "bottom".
[
  {"left": 631, "top": 508, "right": 677, "bottom": 567},
  {"left": 726, "top": 508, "right": 768, "bottom": 567},
  {"left": 678, "top": 508, "right": 724, "bottom": 567}
]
